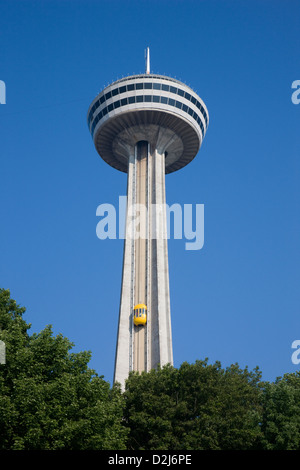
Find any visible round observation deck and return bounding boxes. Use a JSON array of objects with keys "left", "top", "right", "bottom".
[{"left": 87, "top": 74, "right": 209, "bottom": 174}]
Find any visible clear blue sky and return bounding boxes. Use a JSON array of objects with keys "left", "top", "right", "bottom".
[{"left": 0, "top": 0, "right": 299, "bottom": 385}]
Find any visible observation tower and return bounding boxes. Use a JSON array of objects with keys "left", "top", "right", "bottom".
[{"left": 87, "top": 49, "right": 209, "bottom": 388}]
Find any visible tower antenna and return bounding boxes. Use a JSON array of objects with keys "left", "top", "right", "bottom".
[{"left": 145, "top": 47, "right": 150, "bottom": 74}]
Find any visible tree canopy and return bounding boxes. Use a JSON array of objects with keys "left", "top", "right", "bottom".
[
  {"left": 0, "top": 288, "right": 127, "bottom": 450},
  {"left": 259, "top": 372, "right": 300, "bottom": 450},
  {"left": 1, "top": 287, "right": 300, "bottom": 451},
  {"left": 123, "top": 360, "right": 263, "bottom": 450}
]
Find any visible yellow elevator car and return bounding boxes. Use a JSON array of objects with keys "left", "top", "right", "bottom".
[{"left": 133, "top": 304, "right": 147, "bottom": 326}]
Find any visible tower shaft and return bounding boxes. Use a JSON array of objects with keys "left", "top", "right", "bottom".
[
  {"left": 88, "top": 69, "right": 209, "bottom": 391},
  {"left": 114, "top": 140, "right": 173, "bottom": 387}
]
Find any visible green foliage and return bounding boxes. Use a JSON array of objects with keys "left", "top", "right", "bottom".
[
  {"left": 2, "top": 287, "right": 300, "bottom": 450},
  {"left": 0, "top": 288, "right": 127, "bottom": 450},
  {"left": 123, "top": 360, "right": 263, "bottom": 450},
  {"left": 259, "top": 372, "right": 300, "bottom": 450}
]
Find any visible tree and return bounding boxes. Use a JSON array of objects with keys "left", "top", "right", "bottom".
[
  {"left": 123, "top": 360, "right": 263, "bottom": 450},
  {"left": 4, "top": 287, "right": 300, "bottom": 451},
  {"left": 0, "top": 288, "right": 128, "bottom": 450},
  {"left": 259, "top": 372, "right": 300, "bottom": 450}
]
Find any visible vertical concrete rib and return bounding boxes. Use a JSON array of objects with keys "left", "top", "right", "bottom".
[
  {"left": 113, "top": 152, "right": 135, "bottom": 387},
  {"left": 149, "top": 148, "right": 173, "bottom": 369}
]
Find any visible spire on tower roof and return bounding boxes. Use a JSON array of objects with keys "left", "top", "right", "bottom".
[{"left": 145, "top": 47, "right": 150, "bottom": 74}]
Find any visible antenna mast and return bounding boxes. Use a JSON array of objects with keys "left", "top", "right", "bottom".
[{"left": 145, "top": 47, "right": 150, "bottom": 74}]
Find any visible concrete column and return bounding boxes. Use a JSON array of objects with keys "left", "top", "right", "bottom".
[
  {"left": 148, "top": 147, "right": 173, "bottom": 369},
  {"left": 113, "top": 152, "right": 135, "bottom": 387},
  {"left": 114, "top": 141, "right": 173, "bottom": 390}
]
